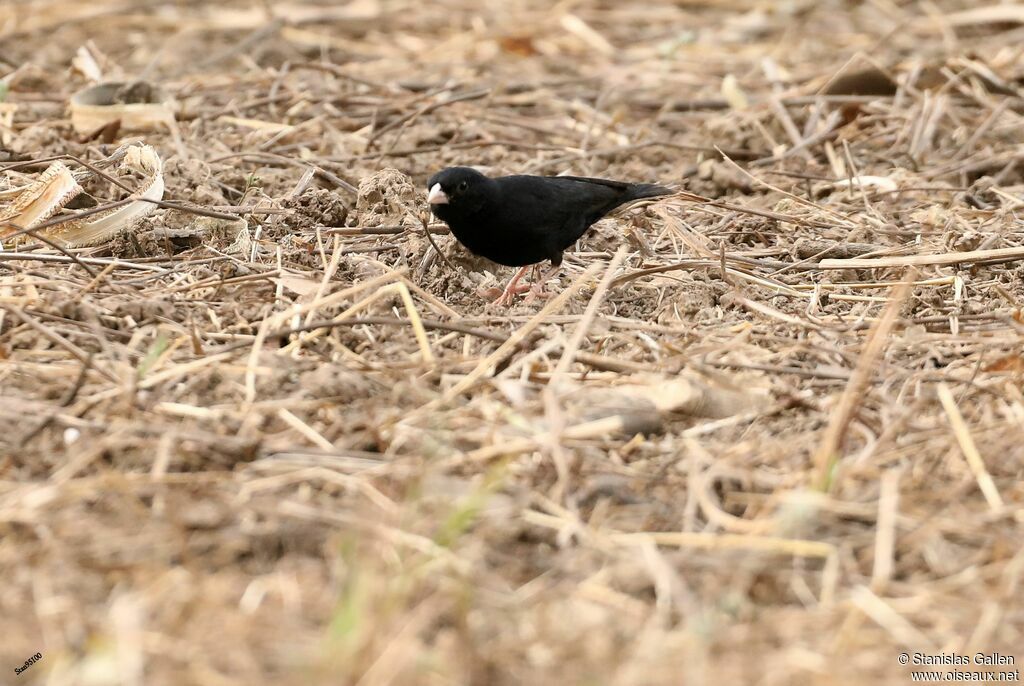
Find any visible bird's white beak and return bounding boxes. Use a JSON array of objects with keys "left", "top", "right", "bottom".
[{"left": 427, "top": 183, "right": 449, "bottom": 205}]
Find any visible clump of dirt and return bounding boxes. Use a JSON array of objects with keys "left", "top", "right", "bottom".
[
  {"left": 657, "top": 275, "right": 725, "bottom": 321},
  {"left": 696, "top": 158, "right": 756, "bottom": 194},
  {"left": 108, "top": 228, "right": 165, "bottom": 258},
  {"left": 282, "top": 188, "right": 349, "bottom": 229},
  {"left": 163, "top": 158, "right": 229, "bottom": 207},
  {"left": 8, "top": 120, "right": 68, "bottom": 154},
  {"left": 353, "top": 168, "right": 421, "bottom": 227}
]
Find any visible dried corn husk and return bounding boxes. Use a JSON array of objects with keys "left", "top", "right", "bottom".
[
  {"left": 0, "top": 144, "right": 164, "bottom": 247},
  {"left": 69, "top": 81, "right": 175, "bottom": 134},
  {"left": 0, "top": 163, "right": 82, "bottom": 231}
]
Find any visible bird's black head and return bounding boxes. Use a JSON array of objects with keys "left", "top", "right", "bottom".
[{"left": 426, "top": 167, "right": 491, "bottom": 220}]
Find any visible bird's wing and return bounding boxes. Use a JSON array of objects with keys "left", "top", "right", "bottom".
[
  {"left": 544, "top": 175, "right": 633, "bottom": 192},
  {"left": 544, "top": 175, "right": 673, "bottom": 203}
]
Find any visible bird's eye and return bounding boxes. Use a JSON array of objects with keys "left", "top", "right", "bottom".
[{"left": 457, "top": 181, "right": 468, "bottom": 192}]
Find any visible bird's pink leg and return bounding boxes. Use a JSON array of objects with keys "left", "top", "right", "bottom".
[
  {"left": 492, "top": 266, "right": 532, "bottom": 306},
  {"left": 523, "top": 265, "right": 560, "bottom": 304}
]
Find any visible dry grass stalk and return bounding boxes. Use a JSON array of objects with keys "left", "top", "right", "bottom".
[
  {"left": 936, "top": 383, "right": 1004, "bottom": 511},
  {"left": 812, "top": 271, "right": 916, "bottom": 490}
]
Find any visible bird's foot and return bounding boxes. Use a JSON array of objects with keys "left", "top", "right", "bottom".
[
  {"left": 480, "top": 266, "right": 533, "bottom": 306},
  {"left": 522, "top": 283, "right": 552, "bottom": 304},
  {"left": 489, "top": 281, "right": 532, "bottom": 306}
]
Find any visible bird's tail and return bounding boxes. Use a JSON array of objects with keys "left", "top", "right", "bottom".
[{"left": 625, "top": 182, "right": 674, "bottom": 202}]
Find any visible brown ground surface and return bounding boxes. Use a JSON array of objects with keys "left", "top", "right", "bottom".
[{"left": 2, "top": 1, "right": 1024, "bottom": 684}]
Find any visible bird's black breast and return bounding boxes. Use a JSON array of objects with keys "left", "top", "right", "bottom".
[{"left": 444, "top": 212, "right": 563, "bottom": 267}]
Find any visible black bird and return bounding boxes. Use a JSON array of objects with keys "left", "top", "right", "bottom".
[{"left": 426, "top": 167, "right": 672, "bottom": 304}]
